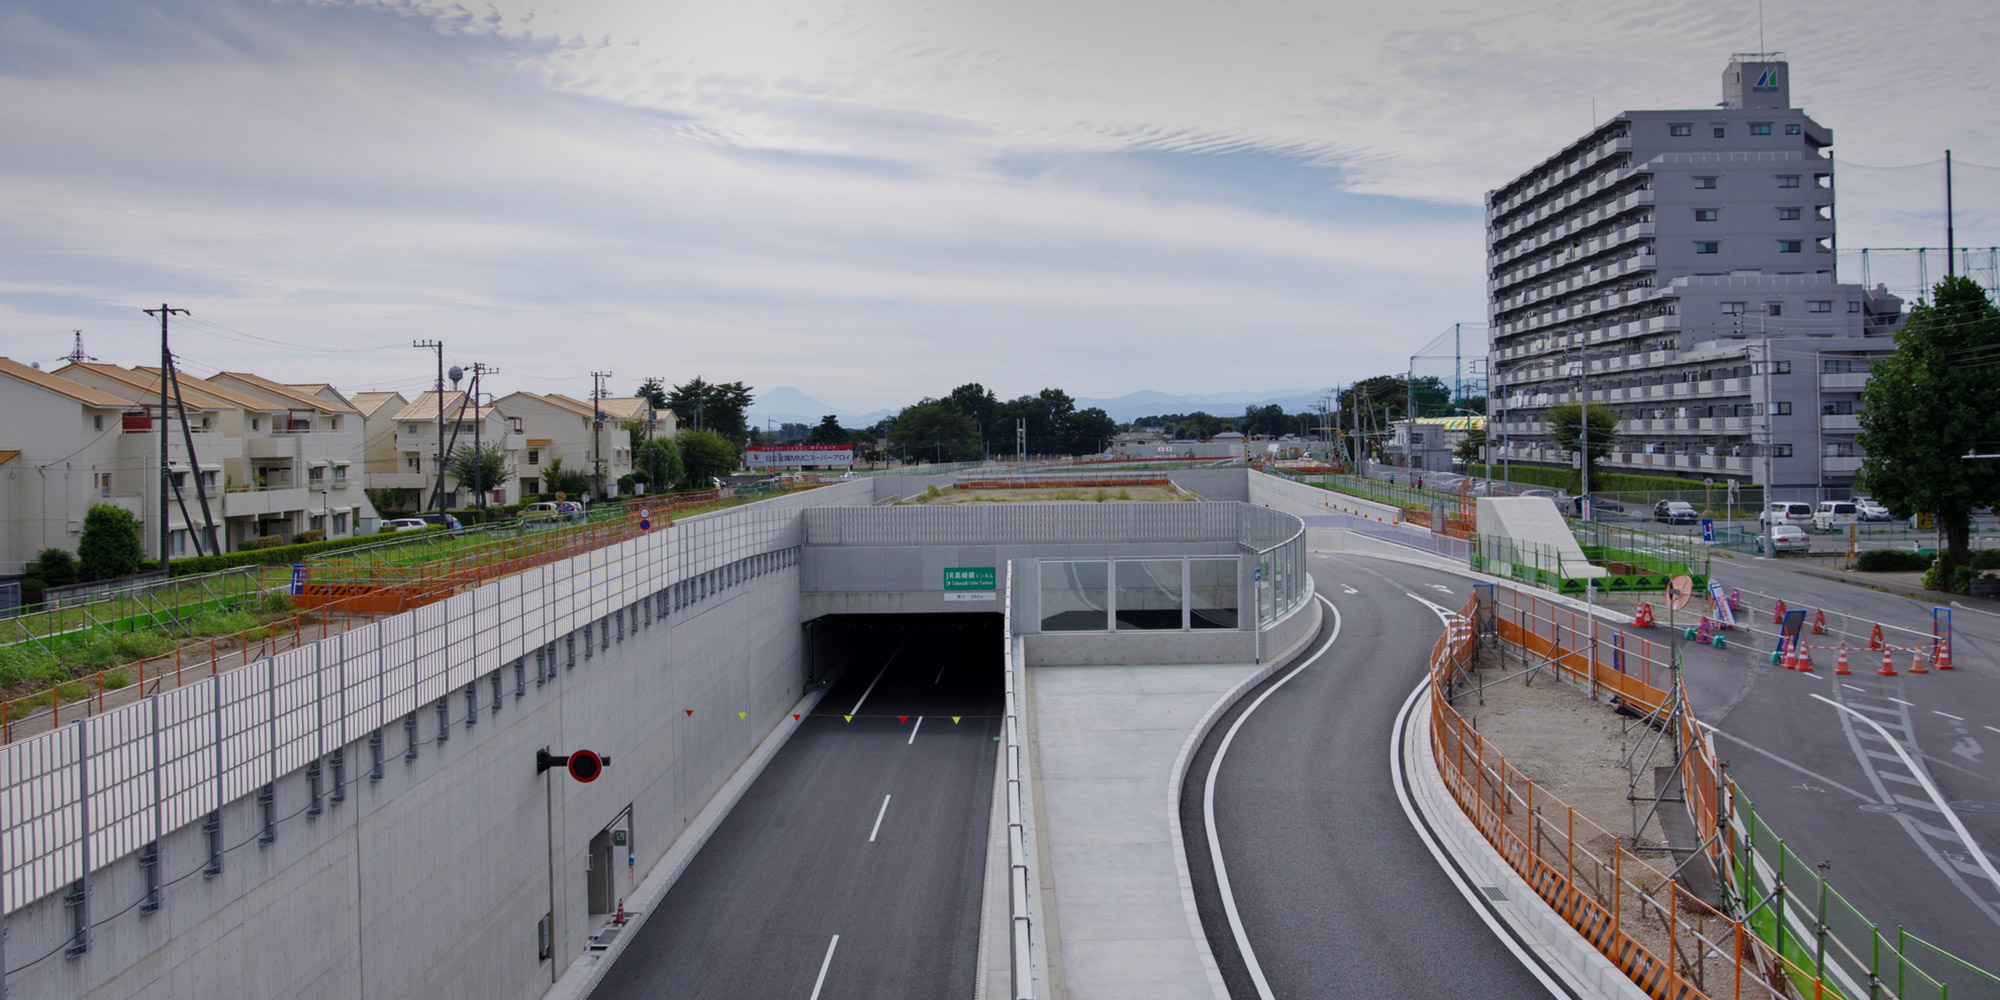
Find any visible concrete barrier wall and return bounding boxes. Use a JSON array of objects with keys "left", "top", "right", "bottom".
[
  {"left": 1168, "top": 468, "right": 1250, "bottom": 501},
  {"left": 1246, "top": 469, "right": 1401, "bottom": 521},
  {"left": 1, "top": 489, "right": 852, "bottom": 1000}
]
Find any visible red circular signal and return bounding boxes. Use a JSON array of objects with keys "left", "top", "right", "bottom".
[{"left": 566, "top": 749, "right": 603, "bottom": 784}]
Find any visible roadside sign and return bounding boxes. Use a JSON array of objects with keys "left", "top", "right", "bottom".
[
  {"left": 290, "top": 563, "right": 307, "bottom": 596},
  {"left": 1781, "top": 608, "right": 1807, "bottom": 641},
  {"left": 1700, "top": 518, "right": 1715, "bottom": 543},
  {"left": 1708, "top": 580, "right": 1736, "bottom": 628},
  {"left": 639, "top": 519, "right": 651, "bottom": 531},
  {"left": 1667, "top": 574, "right": 1694, "bottom": 611},
  {"left": 639, "top": 508, "right": 651, "bottom": 519},
  {"left": 943, "top": 566, "right": 997, "bottom": 602}
]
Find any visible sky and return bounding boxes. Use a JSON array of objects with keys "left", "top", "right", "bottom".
[{"left": 0, "top": 0, "right": 1994, "bottom": 415}]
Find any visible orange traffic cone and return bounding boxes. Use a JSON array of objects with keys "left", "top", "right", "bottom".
[
  {"left": 1781, "top": 640, "right": 1799, "bottom": 671},
  {"left": 1773, "top": 599, "right": 1787, "bottom": 624},
  {"left": 1835, "top": 645, "right": 1852, "bottom": 675},
  {"left": 1798, "top": 642, "right": 1814, "bottom": 672},
  {"left": 1869, "top": 624, "right": 1884, "bottom": 650},
  {"left": 1878, "top": 648, "right": 1898, "bottom": 677},
  {"left": 1910, "top": 649, "right": 1931, "bottom": 675},
  {"left": 1634, "top": 603, "right": 1656, "bottom": 628},
  {"left": 1937, "top": 637, "right": 1954, "bottom": 671},
  {"left": 1811, "top": 609, "right": 1827, "bottom": 635}
]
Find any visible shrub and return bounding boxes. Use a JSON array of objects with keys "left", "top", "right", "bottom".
[
  {"left": 291, "top": 530, "right": 327, "bottom": 544},
  {"left": 54, "top": 681, "right": 88, "bottom": 703},
  {"left": 1093, "top": 489, "right": 1110, "bottom": 502},
  {"left": 27, "top": 548, "right": 79, "bottom": 587},
  {"left": 1855, "top": 549, "right": 1932, "bottom": 572},
  {"left": 18, "top": 578, "right": 46, "bottom": 607},
  {"left": 1970, "top": 549, "right": 2000, "bottom": 570},
  {"left": 103, "top": 670, "right": 134, "bottom": 690},
  {"left": 1952, "top": 565, "right": 1977, "bottom": 595},
  {"left": 78, "top": 504, "right": 146, "bottom": 581},
  {"left": 258, "top": 592, "right": 294, "bottom": 615}
]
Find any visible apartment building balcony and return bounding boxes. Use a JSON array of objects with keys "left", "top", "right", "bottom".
[
  {"left": 223, "top": 486, "right": 309, "bottom": 518},
  {"left": 1489, "top": 136, "right": 1635, "bottom": 219},
  {"left": 248, "top": 436, "right": 300, "bottom": 460},
  {"left": 1820, "top": 373, "right": 1869, "bottom": 390},
  {"left": 1820, "top": 414, "right": 1861, "bottom": 431},
  {"left": 1822, "top": 456, "right": 1863, "bottom": 474}
]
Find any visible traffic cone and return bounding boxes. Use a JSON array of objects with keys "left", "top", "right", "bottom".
[
  {"left": 1773, "top": 599, "right": 1787, "bottom": 624},
  {"left": 1878, "top": 648, "right": 1898, "bottom": 677},
  {"left": 1937, "top": 636, "right": 1954, "bottom": 671},
  {"left": 1634, "top": 603, "right": 1656, "bottom": 628},
  {"left": 1910, "top": 649, "right": 1930, "bottom": 675},
  {"left": 1869, "top": 624, "right": 1884, "bottom": 650},
  {"left": 1796, "top": 641, "right": 1814, "bottom": 672},
  {"left": 1835, "top": 646, "right": 1852, "bottom": 675},
  {"left": 1812, "top": 609, "right": 1827, "bottom": 635},
  {"left": 1780, "top": 640, "right": 1797, "bottom": 671}
]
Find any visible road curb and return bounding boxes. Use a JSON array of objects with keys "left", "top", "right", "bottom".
[{"left": 544, "top": 685, "right": 830, "bottom": 1000}]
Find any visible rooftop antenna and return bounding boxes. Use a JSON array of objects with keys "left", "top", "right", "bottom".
[
  {"left": 1758, "top": 0, "right": 1766, "bottom": 55},
  {"left": 65, "top": 329, "right": 96, "bottom": 365}
]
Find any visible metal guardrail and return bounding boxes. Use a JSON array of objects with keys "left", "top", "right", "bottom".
[
  {"left": 1001, "top": 565, "right": 1039, "bottom": 999},
  {"left": 802, "top": 502, "right": 1239, "bottom": 547}
]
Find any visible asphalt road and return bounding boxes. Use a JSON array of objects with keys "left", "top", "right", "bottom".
[
  {"left": 591, "top": 623, "right": 1002, "bottom": 1000},
  {"left": 1183, "top": 552, "right": 1563, "bottom": 1000},
  {"left": 1670, "top": 553, "right": 2000, "bottom": 974}
]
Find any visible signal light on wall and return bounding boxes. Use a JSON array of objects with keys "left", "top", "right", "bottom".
[{"left": 536, "top": 748, "right": 610, "bottom": 783}]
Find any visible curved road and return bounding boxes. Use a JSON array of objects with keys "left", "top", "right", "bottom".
[{"left": 1184, "top": 551, "right": 1566, "bottom": 999}]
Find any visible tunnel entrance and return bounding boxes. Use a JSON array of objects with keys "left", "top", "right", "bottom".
[{"left": 804, "top": 613, "right": 1005, "bottom": 699}]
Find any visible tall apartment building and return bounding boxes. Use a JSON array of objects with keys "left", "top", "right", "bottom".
[{"left": 1485, "top": 56, "right": 1904, "bottom": 493}]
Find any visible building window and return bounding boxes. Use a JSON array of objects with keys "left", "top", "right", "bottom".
[
  {"left": 405, "top": 455, "right": 421, "bottom": 470},
  {"left": 310, "top": 513, "right": 327, "bottom": 533},
  {"left": 527, "top": 449, "right": 540, "bottom": 465},
  {"left": 333, "top": 512, "right": 348, "bottom": 534},
  {"left": 308, "top": 466, "right": 325, "bottom": 485},
  {"left": 168, "top": 530, "right": 188, "bottom": 556},
  {"left": 1750, "top": 122, "right": 1772, "bottom": 135},
  {"left": 333, "top": 465, "right": 348, "bottom": 485},
  {"left": 1779, "top": 240, "right": 1802, "bottom": 253},
  {"left": 1777, "top": 175, "right": 1800, "bottom": 188},
  {"left": 1824, "top": 359, "right": 1854, "bottom": 373},
  {"left": 1694, "top": 176, "right": 1718, "bottom": 189},
  {"left": 1694, "top": 208, "right": 1718, "bottom": 222},
  {"left": 1669, "top": 123, "right": 1692, "bottom": 137},
  {"left": 1696, "top": 241, "right": 1720, "bottom": 255},
  {"left": 200, "top": 470, "right": 217, "bottom": 490},
  {"left": 1722, "top": 302, "right": 1747, "bottom": 315},
  {"left": 1773, "top": 443, "right": 1793, "bottom": 457},
  {"left": 93, "top": 414, "right": 103, "bottom": 431},
  {"left": 1810, "top": 300, "right": 1832, "bottom": 313},
  {"left": 1785, "top": 123, "right": 1801, "bottom": 135},
  {"left": 1778, "top": 207, "right": 1801, "bottom": 221},
  {"left": 1826, "top": 400, "right": 1854, "bottom": 415},
  {"left": 1712, "top": 126, "right": 1726, "bottom": 138},
  {"left": 97, "top": 472, "right": 113, "bottom": 498},
  {"left": 510, "top": 417, "right": 524, "bottom": 433},
  {"left": 1774, "top": 361, "right": 1792, "bottom": 375},
  {"left": 1768, "top": 303, "right": 1783, "bottom": 317},
  {"left": 251, "top": 418, "right": 260, "bottom": 431},
  {"left": 1848, "top": 301, "right": 1862, "bottom": 313}
]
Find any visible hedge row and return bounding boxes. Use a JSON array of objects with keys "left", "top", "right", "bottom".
[
  {"left": 1464, "top": 463, "right": 1767, "bottom": 502},
  {"left": 1854, "top": 549, "right": 1932, "bottom": 572},
  {"left": 164, "top": 527, "right": 444, "bottom": 576}
]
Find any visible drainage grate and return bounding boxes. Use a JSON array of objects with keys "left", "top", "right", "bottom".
[
  {"left": 1950, "top": 801, "right": 2000, "bottom": 815},
  {"left": 1480, "top": 885, "right": 1509, "bottom": 902},
  {"left": 1858, "top": 803, "right": 1900, "bottom": 813}
]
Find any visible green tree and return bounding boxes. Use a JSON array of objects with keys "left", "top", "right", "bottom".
[
  {"left": 1066, "top": 406, "right": 1117, "bottom": 454},
  {"left": 78, "top": 504, "right": 145, "bottom": 581},
  {"left": 541, "top": 457, "right": 593, "bottom": 499},
  {"left": 806, "top": 415, "right": 848, "bottom": 444},
  {"left": 1453, "top": 426, "right": 1487, "bottom": 467},
  {"left": 1240, "top": 403, "right": 1290, "bottom": 438},
  {"left": 678, "top": 429, "right": 741, "bottom": 488},
  {"left": 1542, "top": 402, "right": 1618, "bottom": 491},
  {"left": 890, "top": 402, "right": 981, "bottom": 462},
  {"left": 638, "top": 437, "right": 684, "bottom": 492},
  {"left": 942, "top": 383, "right": 1000, "bottom": 436},
  {"left": 446, "top": 442, "right": 513, "bottom": 500},
  {"left": 635, "top": 378, "right": 669, "bottom": 409},
  {"left": 666, "top": 377, "right": 755, "bottom": 441},
  {"left": 1858, "top": 275, "right": 2000, "bottom": 566},
  {"left": 26, "top": 547, "right": 79, "bottom": 587}
]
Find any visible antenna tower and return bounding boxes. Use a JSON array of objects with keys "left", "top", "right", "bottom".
[{"left": 65, "top": 330, "right": 96, "bottom": 365}]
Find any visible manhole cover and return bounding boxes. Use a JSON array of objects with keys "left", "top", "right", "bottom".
[
  {"left": 1950, "top": 801, "right": 2000, "bottom": 814},
  {"left": 1859, "top": 803, "right": 1900, "bottom": 813}
]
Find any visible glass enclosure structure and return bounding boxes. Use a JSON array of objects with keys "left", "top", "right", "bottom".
[{"left": 1031, "top": 504, "right": 1306, "bottom": 633}]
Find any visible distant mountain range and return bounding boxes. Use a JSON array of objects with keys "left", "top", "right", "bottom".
[{"left": 744, "top": 386, "right": 1332, "bottom": 430}]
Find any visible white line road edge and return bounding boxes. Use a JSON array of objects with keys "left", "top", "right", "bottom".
[
  {"left": 907, "top": 716, "right": 923, "bottom": 745},
  {"left": 1395, "top": 599, "right": 1573, "bottom": 1000},
  {"left": 809, "top": 934, "right": 839, "bottom": 1000},
  {"left": 1810, "top": 693, "right": 2000, "bottom": 899},
  {"left": 1201, "top": 598, "right": 1342, "bottom": 1000},
  {"left": 850, "top": 636, "right": 909, "bottom": 716},
  {"left": 868, "top": 794, "right": 891, "bottom": 843}
]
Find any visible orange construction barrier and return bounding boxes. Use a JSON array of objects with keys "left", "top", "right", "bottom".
[
  {"left": 1772, "top": 599, "right": 1787, "bottom": 624},
  {"left": 1811, "top": 609, "right": 1827, "bottom": 635},
  {"left": 1878, "top": 648, "right": 1898, "bottom": 677},
  {"left": 1910, "top": 649, "right": 1931, "bottom": 675},
  {"left": 1835, "top": 645, "right": 1852, "bottom": 675},
  {"left": 1633, "top": 603, "right": 1656, "bottom": 628},
  {"left": 1869, "top": 624, "right": 1884, "bottom": 650},
  {"left": 1938, "top": 636, "right": 1954, "bottom": 671}
]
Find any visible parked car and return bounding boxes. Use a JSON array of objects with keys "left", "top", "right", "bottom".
[
  {"left": 380, "top": 517, "right": 426, "bottom": 532},
  {"left": 1854, "top": 498, "right": 1892, "bottom": 521},
  {"left": 1758, "top": 501, "right": 1814, "bottom": 528},
  {"left": 1566, "top": 495, "right": 1624, "bottom": 516},
  {"left": 1654, "top": 500, "right": 1699, "bottom": 524},
  {"left": 1811, "top": 501, "right": 1858, "bottom": 533},
  {"left": 417, "top": 512, "right": 463, "bottom": 531},
  {"left": 1756, "top": 524, "right": 1811, "bottom": 554}
]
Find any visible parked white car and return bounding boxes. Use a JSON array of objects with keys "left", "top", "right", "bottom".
[
  {"left": 1757, "top": 524, "right": 1811, "bottom": 554},
  {"left": 1854, "top": 498, "right": 1892, "bottom": 521},
  {"left": 380, "top": 517, "right": 427, "bottom": 532},
  {"left": 1812, "top": 501, "right": 1859, "bottom": 533},
  {"left": 1759, "top": 501, "right": 1813, "bottom": 528}
]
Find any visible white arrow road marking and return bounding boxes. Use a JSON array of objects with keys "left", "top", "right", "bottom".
[
  {"left": 1341, "top": 585, "right": 1359, "bottom": 595},
  {"left": 1429, "top": 583, "right": 1454, "bottom": 594}
]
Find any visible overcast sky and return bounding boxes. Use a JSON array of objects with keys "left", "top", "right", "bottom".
[{"left": 1, "top": 0, "right": 1993, "bottom": 414}]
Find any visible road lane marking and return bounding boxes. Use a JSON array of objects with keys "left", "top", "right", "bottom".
[
  {"left": 868, "top": 795, "right": 891, "bottom": 842},
  {"left": 1204, "top": 595, "right": 1344, "bottom": 1000},
  {"left": 1842, "top": 684, "right": 1866, "bottom": 693},
  {"left": 907, "top": 717, "right": 924, "bottom": 745},
  {"left": 1987, "top": 726, "right": 2000, "bottom": 736},
  {"left": 1812, "top": 694, "right": 2000, "bottom": 899},
  {"left": 1889, "top": 697, "right": 1915, "bottom": 707},
  {"left": 809, "top": 935, "right": 839, "bottom": 1000},
  {"left": 851, "top": 665, "right": 890, "bottom": 716},
  {"left": 934, "top": 663, "right": 946, "bottom": 684},
  {"left": 1936, "top": 711, "right": 1966, "bottom": 722}
]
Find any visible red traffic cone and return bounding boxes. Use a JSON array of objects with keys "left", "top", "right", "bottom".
[
  {"left": 1835, "top": 646, "right": 1851, "bottom": 675},
  {"left": 1937, "top": 637, "right": 1954, "bottom": 671},
  {"left": 1878, "top": 648, "right": 1898, "bottom": 677},
  {"left": 1868, "top": 624, "right": 1884, "bottom": 650},
  {"left": 1773, "top": 599, "right": 1787, "bottom": 624},
  {"left": 1910, "top": 649, "right": 1930, "bottom": 675},
  {"left": 1812, "top": 609, "right": 1827, "bottom": 635}
]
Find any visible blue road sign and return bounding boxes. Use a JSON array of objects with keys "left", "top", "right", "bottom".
[{"left": 1700, "top": 518, "right": 1715, "bottom": 543}]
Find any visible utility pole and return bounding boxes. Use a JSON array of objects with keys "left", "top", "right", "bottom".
[
  {"left": 470, "top": 363, "right": 499, "bottom": 510},
  {"left": 1579, "top": 346, "right": 1590, "bottom": 515},
  {"left": 1946, "top": 149, "right": 1956, "bottom": 277},
  {"left": 413, "top": 340, "right": 445, "bottom": 511},
  {"left": 591, "top": 372, "right": 613, "bottom": 498},
  {"left": 1016, "top": 418, "right": 1026, "bottom": 464},
  {"left": 143, "top": 305, "right": 189, "bottom": 571},
  {"left": 646, "top": 375, "right": 664, "bottom": 491}
]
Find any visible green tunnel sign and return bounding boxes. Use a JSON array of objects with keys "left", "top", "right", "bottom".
[{"left": 944, "top": 566, "right": 997, "bottom": 601}]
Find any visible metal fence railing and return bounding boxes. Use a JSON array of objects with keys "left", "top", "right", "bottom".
[
  {"left": 802, "top": 501, "right": 1239, "bottom": 547},
  {"left": 1001, "top": 565, "right": 1040, "bottom": 1000}
]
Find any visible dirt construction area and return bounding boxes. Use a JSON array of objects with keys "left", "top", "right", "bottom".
[{"left": 909, "top": 485, "right": 1191, "bottom": 504}]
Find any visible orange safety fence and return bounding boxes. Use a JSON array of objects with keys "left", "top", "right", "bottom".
[
  {"left": 954, "top": 477, "right": 1170, "bottom": 490},
  {"left": 1430, "top": 589, "right": 1832, "bottom": 999}
]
